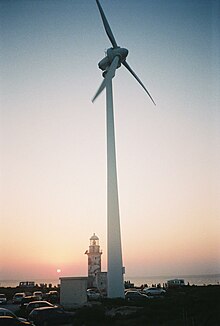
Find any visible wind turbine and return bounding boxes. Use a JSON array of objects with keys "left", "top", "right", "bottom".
[{"left": 92, "top": 0, "right": 155, "bottom": 298}]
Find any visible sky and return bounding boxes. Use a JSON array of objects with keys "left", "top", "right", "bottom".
[{"left": 0, "top": 0, "right": 220, "bottom": 281}]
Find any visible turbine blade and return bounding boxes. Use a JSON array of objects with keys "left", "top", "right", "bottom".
[
  {"left": 92, "top": 56, "right": 119, "bottom": 102},
  {"left": 96, "top": 0, "right": 118, "bottom": 48},
  {"left": 122, "top": 61, "right": 156, "bottom": 105}
]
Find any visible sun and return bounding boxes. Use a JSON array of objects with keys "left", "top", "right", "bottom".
[{"left": 56, "top": 269, "right": 61, "bottom": 273}]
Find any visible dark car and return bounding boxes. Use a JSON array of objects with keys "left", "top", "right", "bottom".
[
  {"left": 0, "top": 316, "right": 34, "bottom": 325},
  {"left": 125, "top": 290, "right": 149, "bottom": 302},
  {"left": 28, "top": 306, "right": 75, "bottom": 326},
  {"left": 0, "top": 308, "right": 28, "bottom": 323},
  {"left": 45, "top": 291, "right": 59, "bottom": 304},
  {"left": 26, "top": 301, "right": 54, "bottom": 316},
  {"left": 12, "top": 293, "right": 26, "bottom": 304},
  {"left": 20, "top": 297, "right": 36, "bottom": 310},
  {"left": 0, "top": 294, "right": 7, "bottom": 304}
]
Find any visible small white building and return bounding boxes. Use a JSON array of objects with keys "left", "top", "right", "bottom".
[{"left": 60, "top": 277, "right": 88, "bottom": 308}]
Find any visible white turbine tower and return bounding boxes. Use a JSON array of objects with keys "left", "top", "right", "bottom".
[{"left": 92, "top": 0, "right": 155, "bottom": 298}]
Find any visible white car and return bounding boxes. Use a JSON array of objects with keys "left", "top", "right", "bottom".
[
  {"left": 33, "top": 291, "right": 43, "bottom": 300},
  {"left": 87, "top": 289, "right": 101, "bottom": 300},
  {"left": 0, "top": 294, "right": 7, "bottom": 304},
  {"left": 143, "top": 287, "right": 166, "bottom": 296}
]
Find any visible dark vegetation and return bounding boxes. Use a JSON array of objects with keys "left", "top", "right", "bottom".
[
  {"left": 1, "top": 285, "right": 220, "bottom": 325},
  {"left": 73, "top": 286, "right": 220, "bottom": 326}
]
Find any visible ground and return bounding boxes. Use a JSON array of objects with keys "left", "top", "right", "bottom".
[{"left": 0, "top": 285, "right": 220, "bottom": 325}]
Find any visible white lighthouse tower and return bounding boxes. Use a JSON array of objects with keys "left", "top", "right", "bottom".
[{"left": 85, "top": 233, "right": 102, "bottom": 288}]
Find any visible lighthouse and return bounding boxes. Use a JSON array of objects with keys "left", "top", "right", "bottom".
[{"left": 85, "top": 233, "right": 102, "bottom": 288}]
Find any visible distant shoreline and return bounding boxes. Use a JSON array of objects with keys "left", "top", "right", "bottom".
[
  {"left": 1, "top": 273, "right": 219, "bottom": 288},
  {"left": 126, "top": 273, "right": 220, "bottom": 287}
]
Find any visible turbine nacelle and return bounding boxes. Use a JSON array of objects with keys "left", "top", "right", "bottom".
[{"left": 98, "top": 47, "right": 129, "bottom": 72}]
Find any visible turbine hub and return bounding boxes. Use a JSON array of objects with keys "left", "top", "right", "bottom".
[
  {"left": 98, "top": 47, "right": 128, "bottom": 72},
  {"left": 107, "top": 47, "right": 128, "bottom": 63}
]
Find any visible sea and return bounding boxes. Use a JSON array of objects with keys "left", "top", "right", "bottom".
[{"left": 0, "top": 274, "right": 219, "bottom": 288}]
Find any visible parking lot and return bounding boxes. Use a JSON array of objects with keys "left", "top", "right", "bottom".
[{"left": 0, "top": 301, "right": 74, "bottom": 326}]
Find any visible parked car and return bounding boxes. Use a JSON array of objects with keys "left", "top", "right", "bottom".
[
  {"left": 47, "top": 291, "right": 58, "bottom": 296},
  {"left": 28, "top": 306, "right": 75, "bottom": 325},
  {"left": 0, "top": 294, "right": 7, "bottom": 304},
  {"left": 45, "top": 291, "right": 59, "bottom": 303},
  {"left": 125, "top": 290, "right": 149, "bottom": 302},
  {"left": 26, "top": 301, "right": 54, "bottom": 316},
  {"left": 167, "top": 279, "right": 185, "bottom": 288},
  {"left": 86, "top": 289, "right": 101, "bottom": 300},
  {"left": 20, "top": 297, "right": 36, "bottom": 310},
  {"left": 142, "top": 287, "right": 166, "bottom": 296},
  {"left": 13, "top": 293, "right": 26, "bottom": 304},
  {"left": 0, "top": 316, "right": 34, "bottom": 325},
  {"left": 0, "top": 308, "right": 28, "bottom": 323},
  {"left": 33, "top": 292, "right": 43, "bottom": 301},
  {"left": 106, "top": 306, "right": 141, "bottom": 317}
]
